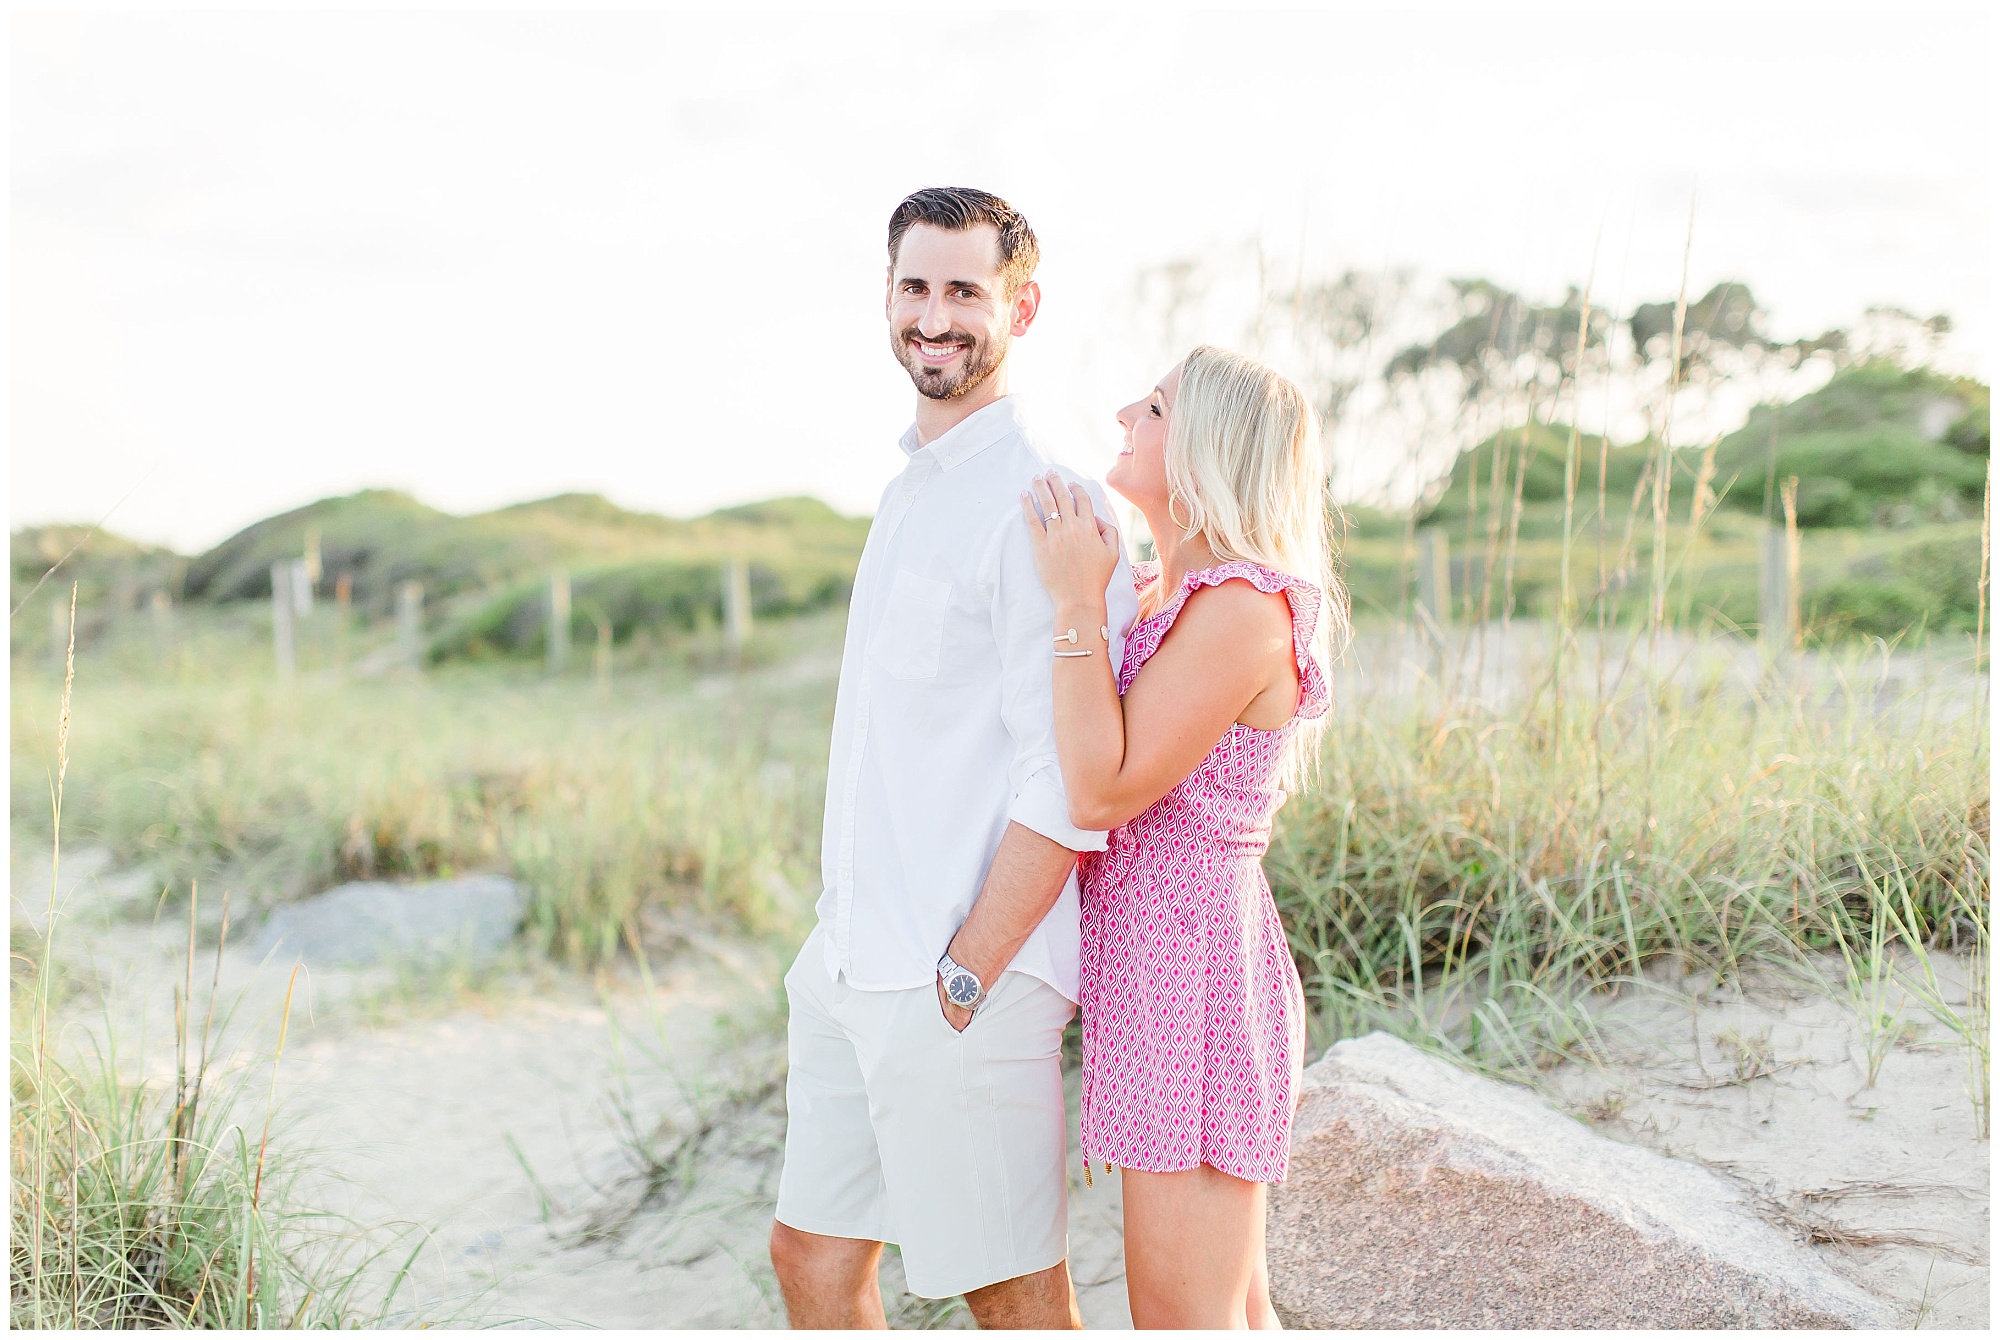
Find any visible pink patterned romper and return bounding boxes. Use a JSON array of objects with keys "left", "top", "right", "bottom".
[{"left": 1076, "top": 559, "right": 1330, "bottom": 1185}]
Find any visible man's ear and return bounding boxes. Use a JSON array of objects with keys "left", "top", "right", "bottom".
[
  {"left": 885, "top": 267, "right": 896, "bottom": 318},
  {"left": 1009, "top": 280, "right": 1042, "bottom": 337}
]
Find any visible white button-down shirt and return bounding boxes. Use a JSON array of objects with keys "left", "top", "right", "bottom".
[{"left": 816, "top": 396, "right": 1138, "bottom": 1002}]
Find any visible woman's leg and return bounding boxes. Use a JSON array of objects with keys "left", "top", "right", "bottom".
[
  {"left": 1121, "top": 1163, "right": 1267, "bottom": 1329},
  {"left": 1244, "top": 1239, "right": 1281, "bottom": 1329}
]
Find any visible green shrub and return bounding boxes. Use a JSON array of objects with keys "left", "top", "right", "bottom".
[
  {"left": 1790, "top": 475, "right": 1867, "bottom": 527},
  {"left": 1805, "top": 530, "right": 1988, "bottom": 638},
  {"left": 1714, "top": 362, "right": 1989, "bottom": 525},
  {"left": 1742, "top": 427, "right": 1984, "bottom": 523},
  {"left": 1418, "top": 422, "right": 1650, "bottom": 529},
  {"left": 1947, "top": 404, "right": 1990, "bottom": 455}
]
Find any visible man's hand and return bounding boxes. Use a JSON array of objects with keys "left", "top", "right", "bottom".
[{"left": 936, "top": 975, "right": 974, "bottom": 1033}]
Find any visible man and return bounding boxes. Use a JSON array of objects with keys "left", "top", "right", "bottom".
[{"left": 768, "top": 187, "right": 1137, "bottom": 1328}]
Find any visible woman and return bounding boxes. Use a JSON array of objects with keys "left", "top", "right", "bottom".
[{"left": 1018, "top": 345, "right": 1345, "bottom": 1329}]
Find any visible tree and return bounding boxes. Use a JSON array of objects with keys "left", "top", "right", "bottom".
[
  {"left": 1284, "top": 268, "right": 1416, "bottom": 426},
  {"left": 1384, "top": 280, "right": 1610, "bottom": 411}
]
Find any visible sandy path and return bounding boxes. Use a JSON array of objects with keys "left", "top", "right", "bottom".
[
  {"left": 258, "top": 936, "right": 1132, "bottom": 1328},
  {"left": 14, "top": 848, "right": 1131, "bottom": 1328},
  {"left": 352, "top": 984, "right": 1132, "bottom": 1329},
  {"left": 274, "top": 954, "right": 779, "bottom": 1327}
]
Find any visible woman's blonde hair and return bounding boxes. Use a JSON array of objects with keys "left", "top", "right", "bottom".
[{"left": 1165, "top": 344, "right": 1350, "bottom": 785}]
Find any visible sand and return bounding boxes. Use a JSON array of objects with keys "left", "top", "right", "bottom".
[
  {"left": 15, "top": 847, "right": 1984, "bottom": 1328},
  {"left": 12, "top": 847, "right": 1129, "bottom": 1328},
  {"left": 1546, "top": 958, "right": 1989, "bottom": 1330}
]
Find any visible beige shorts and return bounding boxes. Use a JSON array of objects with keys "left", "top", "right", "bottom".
[{"left": 774, "top": 925, "right": 1076, "bottom": 1299}]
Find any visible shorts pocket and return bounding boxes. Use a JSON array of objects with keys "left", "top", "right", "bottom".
[
  {"left": 932, "top": 984, "right": 975, "bottom": 1040},
  {"left": 870, "top": 568, "right": 951, "bottom": 680}
]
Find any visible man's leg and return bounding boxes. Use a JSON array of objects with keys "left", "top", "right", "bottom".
[
  {"left": 860, "top": 970, "right": 1080, "bottom": 1327},
  {"left": 768, "top": 1222, "right": 887, "bottom": 1329},
  {"left": 771, "top": 929, "right": 894, "bottom": 1328},
  {"left": 964, "top": 1260, "right": 1081, "bottom": 1329}
]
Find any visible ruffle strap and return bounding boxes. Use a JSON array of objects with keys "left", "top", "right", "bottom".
[{"left": 1130, "top": 559, "right": 1331, "bottom": 722}]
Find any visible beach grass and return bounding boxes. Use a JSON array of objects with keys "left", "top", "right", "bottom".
[
  {"left": 9, "top": 951, "right": 421, "bottom": 1327},
  {"left": 9, "top": 615, "right": 837, "bottom": 971},
  {"left": 10, "top": 597, "right": 419, "bottom": 1328},
  {"left": 1268, "top": 625, "right": 1988, "bottom": 1124},
  {"left": 1265, "top": 251, "right": 1988, "bottom": 1129},
  {"left": 1270, "top": 256, "right": 1989, "bottom": 1122},
  {"left": 19, "top": 598, "right": 1985, "bottom": 1124}
]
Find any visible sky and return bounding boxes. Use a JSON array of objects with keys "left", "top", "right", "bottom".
[{"left": 11, "top": 8, "right": 1992, "bottom": 553}]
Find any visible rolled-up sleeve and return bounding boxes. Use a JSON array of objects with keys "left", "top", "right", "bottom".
[{"left": 987, "top": 475, "right": 1136, "bottom": 853}]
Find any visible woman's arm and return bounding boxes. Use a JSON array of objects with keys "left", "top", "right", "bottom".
[{"left": 1020, "top": 477, "right": 1294, "bottom": 830}]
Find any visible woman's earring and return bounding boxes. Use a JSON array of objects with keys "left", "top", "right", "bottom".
[{"left": 1167, "top": 492, "right": 1192, "bottom": 535}]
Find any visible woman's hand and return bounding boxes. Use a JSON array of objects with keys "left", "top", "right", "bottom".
[{"left": 1020, "top": 471, "right": 1121, "bottom": 619}]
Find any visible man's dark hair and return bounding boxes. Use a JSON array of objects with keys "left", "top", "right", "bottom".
[{"left": 887, "top": 187, "right": 1040, "bottom": 296}]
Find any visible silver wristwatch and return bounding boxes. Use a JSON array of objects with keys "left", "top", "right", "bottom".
[{"left": 937, "top": 949, "right": 986, "bottom": 1012}]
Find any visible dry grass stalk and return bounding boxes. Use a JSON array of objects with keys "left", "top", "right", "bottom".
[{"left": 27, "top": 584, "right": 76, "bottom": 1324}]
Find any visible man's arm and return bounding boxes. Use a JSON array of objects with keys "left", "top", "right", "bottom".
[
  {"left": 937, "top": 821, "right": 1076, "bottom": 1030},
  {"left": 934, "top": 477, "right": 1129, "bottom": 1029}
]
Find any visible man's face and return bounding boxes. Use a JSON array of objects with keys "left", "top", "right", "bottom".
[{"left": 886, "top": 222, "right": 1038, "bottom": 401}]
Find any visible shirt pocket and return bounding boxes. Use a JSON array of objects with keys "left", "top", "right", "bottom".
[{"left": 870, "top": 567, "right": 952, "bottom": 680}]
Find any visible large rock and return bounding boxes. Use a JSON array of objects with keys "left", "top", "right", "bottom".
[
  {"left": 252, "top": 874, "right": 528, "bottom": 969},
  {"left": 1268, "top": 1032, "right": 1886, "bottom": 1329}
]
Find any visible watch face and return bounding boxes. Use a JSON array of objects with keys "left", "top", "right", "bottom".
[{"left": 945, "top": 972, "right": 980, "bottom": 1006}]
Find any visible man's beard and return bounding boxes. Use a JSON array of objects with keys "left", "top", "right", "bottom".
[{"left": 892, "top": 324, "right": 1007, "bottom": 401}]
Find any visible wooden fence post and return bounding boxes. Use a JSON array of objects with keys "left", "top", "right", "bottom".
[
  {"left": 723, "top": 558, "right": 753, "bottom": 651},
  {"left": 396, "top": 580, "right": 424, "bottom": 674},
  {"left": 1759, "top": 494, "right": 1801, "bottom": 652},
  {"left": 1782, "top": 478, "right": 1802, "bottom": 649},
  {"left": 288, "top": 557, "right": 313, "bottom": 669},
  {"left": 594, "top": 615, "right": 613, "bottom": 695},
  {"left": 333, "top": 573, "right": 352, "bottom": 677},
  {"left": 1415, "top": 527, "right": 1451, "bottom": 631},
  {"left": 1758, "top": 522, "right": 1787, "bottom": 650},
  {"left": 113, "top": 568, "right": 139, "bottom": 632},
  {"left": 151, "top": 590, "right": 174, "bottom": 667},
  {"left": 547, "top": 569, "right": 571, "bottom": 674},
  {"left": 271, "top": 561, "right": 296, "bottom": 680}
]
